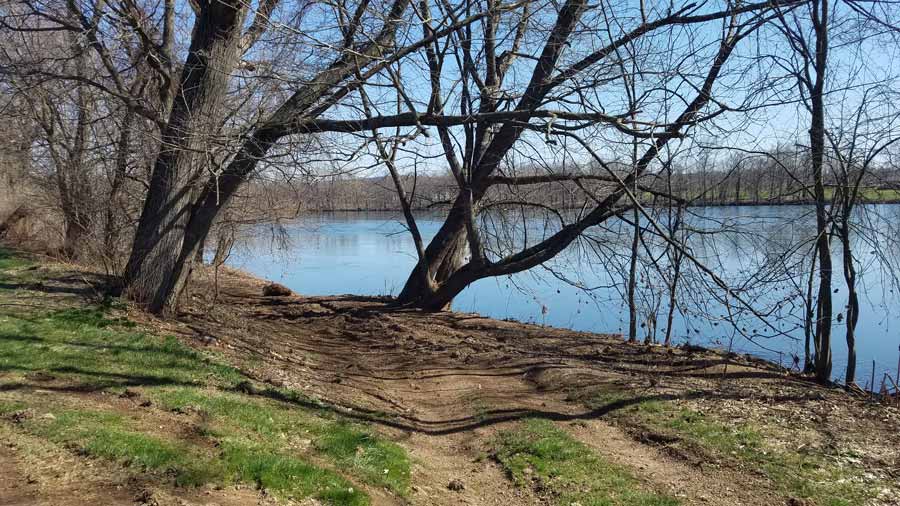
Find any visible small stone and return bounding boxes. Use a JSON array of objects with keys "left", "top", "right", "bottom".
[{"left": 39, "top": 413, "right": 56, "bottom": 420}]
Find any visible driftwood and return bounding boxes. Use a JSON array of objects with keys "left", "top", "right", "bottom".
[{"left": 262, "top": 283, "right": 292, "bottom": 297}]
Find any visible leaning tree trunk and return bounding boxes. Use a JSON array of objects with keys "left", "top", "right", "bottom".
[
  {"left": 396, "top": 199, "right": 470, "bottom": 306},
  {"left": 123, "top": 0, "right": 247, "bottom": 314}
]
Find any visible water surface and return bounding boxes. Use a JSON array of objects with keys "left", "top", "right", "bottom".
[{"left": 228, "top": 205, "right": 900, "bottom": 386}]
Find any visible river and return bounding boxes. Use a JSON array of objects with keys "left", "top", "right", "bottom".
[{"left": 227, "top": 204, "right": 900, "bottom": 387}]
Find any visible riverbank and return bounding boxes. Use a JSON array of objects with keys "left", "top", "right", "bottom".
[
  {"left": 1, "top": 250, "right": 899, "bottom": 505},
  {"left": 303, "top": 195, "right": 900, "bottom": 213}
]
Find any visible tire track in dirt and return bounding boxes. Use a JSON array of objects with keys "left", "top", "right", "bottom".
[
  {"left": 401, "top": 428, "right": 542, "bottom": 506},
  {"left": 562, "top": 419, "right": 779, "bottom": 506},
  {"left": 0, "top": 442, "right": 40, "bottom": 506}
]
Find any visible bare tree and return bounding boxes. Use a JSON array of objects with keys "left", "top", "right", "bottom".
[
  {"left": 357, "top": 0, "right": 795, "bottom": 310},
  {"left": 776, "top": 0, "right": 834, "bottom": 383}
]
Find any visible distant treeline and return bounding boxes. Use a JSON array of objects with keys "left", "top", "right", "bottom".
[{"left": 293, "top": 159, "right": 900, "bottom": 212}]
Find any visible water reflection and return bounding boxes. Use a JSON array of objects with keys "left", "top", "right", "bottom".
[{"left": 228, "top": 205, "right": 900, "bottom": 385}]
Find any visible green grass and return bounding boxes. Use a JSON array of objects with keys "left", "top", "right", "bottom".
[
  {"left": 0, "top": 248, "right": 34, "bottom": 284},
  {"left": 0, "top": 248, "right": 409, "bottom": 505},
  {"left": 0, "top": 248, "right": 31, "bottom": 271},
  {"left": 221, "top": 441, "right": 367, "bottom": 506},
  {"left": 0, "top": 307, "right": 244, "bottom": 390},
  {"left": 587, "top": 391, "right": 883, "bottom": 506},
  {"left": 0, "top": 399, "right": 26, "bottom": 415},
  {"left": 27, "top": 409, "right": 224, "bottom": 486},
  {"left": 494, "top": 419, "right": 679, "bottom": 506},
  {"left": 153, "top": 389, "right": 410, "bottom": 494}
]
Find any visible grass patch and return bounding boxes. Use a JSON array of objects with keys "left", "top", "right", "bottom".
[
  {"left": 587, "top": 390, "right": 883, "bottom": 506},
  {"left": 0, "top": 399, "right": 26, "bottom": 415},
  {"left": 0, "top": 248, "right": 31, "bottom": 272},
  {"left": 26, "top": 409, "right": 223, "bottom": 486},
  {"left": 494, "top": 419, "right": 678, "bottom": 506},
  {"left": 153, "top": 388, "right": 410, "bottom": 495},
  {"left": 221, "top": 441, "right": 367, "bottom": 506},
  {"left": 0, "top": 306, "right": 244, "bottom": 390},
  {"left": 0, "top": 249, "right": 410, "bottom": 505}
]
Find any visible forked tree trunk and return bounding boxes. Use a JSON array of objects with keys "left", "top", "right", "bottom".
[
  {"left": 396, "top": 200, "right": 470, "bottom": 307},
  {"left": 396, "top": 5, "right": 744, "bottom": 312},
  {"left": 123, "top": 0, "right": 411, "bottom": 314},
  {"left": 123, "top": 0, "right": 247, "bottom": 313}
]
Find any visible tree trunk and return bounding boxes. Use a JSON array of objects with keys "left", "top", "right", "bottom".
[
  {"left": 123, "top": 0, "right": 247, "bottom": 314},
  {"left": 396, "top": 199, "right": 470, "bottom": 306},
  {"left": 58, "top": 59, "right": 93, "bottom": 260},
  {"left": 104, "top": 108, "right": 134, "bottom": 267},
  {"left": 664, "top": 249, "right": 682, "bottom": 347},
  {"left": 627, "top": 206, "right": 640, "bottom": 342},
  {"left": 122, "top": 0, "right": 411, "bottom": 314},
  {"left": 395, "top": 11, "right": 743, "bottom": 311},
  {"left": 803, "top": 249, "right": 818, "bottom": 373},
  {"left": 810, "top": 0, "right": 832, "bottom": 384},
  {"left": 840, "top": 214, "right": 859, "bottom": 385}
]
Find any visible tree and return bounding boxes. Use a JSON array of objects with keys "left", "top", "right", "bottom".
[
  {"left": 776, "top": 0, "right": 834, "bottom": 383},
  {"left": 366, "top": 0, "right": 794, "bottom": 310},
  {"left": 827, "top": 86, "right": 900, "bottom": 385},
  {"left": 0, "top": 4, "right": 152, "bottom": 263},
  {"left": 126, "top": 0, "right": 418, "bottom": 313}
]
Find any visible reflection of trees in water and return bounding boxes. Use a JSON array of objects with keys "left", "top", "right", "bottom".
[
  {"left": 233, "top": 206, "right": 900, "bottom": 372},
  {"left": 537, "top": 204, "right": 900, "bottom": 363}
]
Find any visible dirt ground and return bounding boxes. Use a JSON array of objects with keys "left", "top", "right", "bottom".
[
  {"left": 146, "top": 267, "right": 898, "bottom": 506},
  {"left": 3, "top": 264, "right": 899, "bottom": 506}
]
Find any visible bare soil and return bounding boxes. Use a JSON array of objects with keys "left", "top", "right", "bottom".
[
  {"left": 157, "top": 267, "right": 899, "bottom": 506},
  {"left": 3, "top": 263, "right": 900, "bottom": 505}
]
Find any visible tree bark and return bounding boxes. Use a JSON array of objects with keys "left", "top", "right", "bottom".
[
  {"left": 810, "top": 0, "right": 832, "bottom": 384},
  {"left": 123, "top": 0, "right": 247, "bottom": 313},
  {"left": 627, "top": 205, "right": 640, "bottom": 342},
  {"left": 840, "top": 216, "right": 858, "bottom": 385}
]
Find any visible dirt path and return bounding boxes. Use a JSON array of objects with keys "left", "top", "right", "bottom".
[
  {"left": 151, "top": 269, "right": 812, "bottom": 505},
  {"left": 402, "top": 428, "right": 541, "bottom": 506},
  {"left": 0, "top": 442, "right": 40, "bottom": 506},
  {"left": 0, "top": 424, "right": 135, "bottom": 506},
  {"left": 6, "top": 264, "right": 898, "bottom": 506},
  {"left": 565, "top": 419, "right": 779, "bottom": 506}
]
